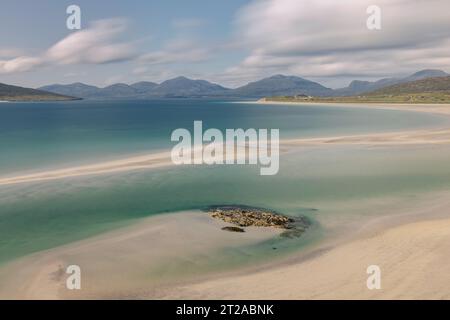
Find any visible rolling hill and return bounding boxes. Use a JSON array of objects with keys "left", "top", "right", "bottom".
[
  {"left": 39, "top": 83, "right": 100, "bottom": 99},
  {"left": 37, "top": 69, "right": 450, "bottom": 101},
  {"left": 144, "top": 76, "right": 229, "bottom": 98},
  {"left": 368, "top": 76, "right": 450, "bottom": 95},
  {"left": 0, "top": 83, "right": 79, "bottom": 101},
  {"left": 230, "top": 75, "right": 334, "bottom": 98},
  {"left": 265, "top": 76, "right": 450, "bottom": 104},
  {"left": 39, "top": 77, "right": 229, "bottom": 99},
  {"left": 130, "top": 81, "right": 158, "bottom": 93},
  {"left": 39, "top": 75, "right": 333, "bottom": 99},
  {"left": 334, "top": 69, "right": 449, "bottom": 96}
]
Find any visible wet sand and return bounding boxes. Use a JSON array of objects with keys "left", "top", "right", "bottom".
[
  {"left": 2, "top": 192, "right": 450, "bottom": 299},
  {"left": 2, "top": 127, "right": 450, "bottom": 186},
  {"left": 0, "top": 210, "right": 282, "bottom": 299},
  {"left": 161, "top": 217, "right": 450, "bottom": 299},
  {"left": 156, "top": 192, "right": 450, "bottom": 299},
  {"left": 2, "top": 102, "right": 450, "bottom": 299},
  {"left": 256, "top": 100, "right": 450, "bottom": 116}
]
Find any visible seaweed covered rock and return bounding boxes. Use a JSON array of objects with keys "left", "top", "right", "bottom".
[
  {"left": 221, "top": 226, "right": 246, "bottom": 233},
  {"left": 206, "top": 205, "right": 311, "bottom": 237}
]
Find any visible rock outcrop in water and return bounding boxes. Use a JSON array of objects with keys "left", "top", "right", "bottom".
[
  {"left": 205, "top": 205, "right": 311, "bottom": 237},
  {"left": 221, "top": 226, "right": 245, "bottom": 233}
]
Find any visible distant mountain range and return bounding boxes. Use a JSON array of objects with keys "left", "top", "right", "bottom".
[
  {"left": 265, "top": 74, "right": 450, "bottom": 104},
  {"left": 230, "top": 75, "right": 333, "bottom": 98},
  {"left": 334, "top": 69, "right": 449, "bottom": 96},
  {"left": 38, "top": 75, "right": 333, "bottom": 99},
  {"left": 368, "top": 76, "right": 450, "bottom": 95},
  {"left": 38, "top": 69, "right": 449, "bottom": 100},
  {"left": 39, "top": 77, "right": 229, "bottom": 99},
  {"left": 1, "top": 69, "right": 447, "bottom": 102},
  {"left": 0, "top": 83, "right": 78, "bottom": 101},
  {"left": 145, "top": 76, "right": 229, "bottom": 98}
]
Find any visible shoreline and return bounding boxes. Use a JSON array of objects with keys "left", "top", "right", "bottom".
[
  {"left": 2, "top": 101, "right": 450, "bottom": 299},
  {"left": 0, "top": 210, "right": 285, "bottom": 299},
  {"left": 156, "top": 190, "right": 450, "bottom": 299},
  {"left": 3, "top": 127, "right": 450, "bottom": 186},
  {"left": 255, "top": 99, "right": 450, "bottom": 116},
  {"left": 2, "top": 190, "right": 450, "bottom": 299},
  {"left": 0, "top": 150, "right": 174, "bottom": 186},
  {"left": 163, "top": 217, "right": 450, "bottom": 299},
  {"left": 1, "top": 100, "right": 449, "bottom": 187}
]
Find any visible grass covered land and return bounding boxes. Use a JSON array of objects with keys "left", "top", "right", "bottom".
[
  {"left": 265, "top": 76, "right": 450, "bottom": 104},
  {"left": 263, "top": 92, "right": 450, "bottom": 104},
  {"left": 0, "top": 83, "right": 80, "bottom": 101},
  {"left": 0, "top": 94, "right": 81, "bottom": 102}
]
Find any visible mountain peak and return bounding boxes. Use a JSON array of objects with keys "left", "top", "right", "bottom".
[
  {"left": 69, "top": 82, "right": 98, "bottom": 88},
  {"left": 411, "top": 69, "right": 448, "bottom": 77},
  {"left": 267, "top": 74, "right": 306, "bottom": 81},
  {"left": 103, "top": 83, "right": 130, "bottom": 88},
  {"left": 269, "top": 74, "right": 289, "bottom": 79},
  {"left": 168, "top": 76, "right": 191, "bottom": 82},
  {"left": 232, "top": 74, "right": 333, "bottom": 98},
  {"left": 37, "top": 69, "right": 450, "bottom": 100}
]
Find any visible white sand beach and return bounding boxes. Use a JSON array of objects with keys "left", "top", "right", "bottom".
[
  {"left": 4, "top": 0, "right": 450, "bottom": 302},
  {"left": 1, "top": 192, "right": 450, "bottom": 299},
  {"left": 1, "top": 102, "right": 450, "bottom": 300},
  {"left": 256, "top": 100, "right": 450, "bottom": 116},
  {"left": 0, "top": 210, "right": 283, "bottom": 299},
  {"left": 3, "top": 127, "right": 450, "bottom": 186},
  {"left": 162, "top": 216, "right": 450, "bottom": 300}
]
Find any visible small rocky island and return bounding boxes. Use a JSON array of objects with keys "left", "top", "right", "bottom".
[{"left": 205, "top": 205, "right": 311, "bottom": 238}]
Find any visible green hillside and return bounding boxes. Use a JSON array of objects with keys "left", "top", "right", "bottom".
[
  {"left": 265, "top": 76, "right": 450, "bottom": 104},
  {"left": 0, "top": 83, "right": 80, "bottom": 101},
  {"left": 368, "top": 76, "right": 450, "bottom": 95}
]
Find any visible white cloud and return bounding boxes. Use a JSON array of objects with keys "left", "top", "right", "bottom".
[
  {"left": 228, "top": 0, "right": 450, "bottom": 86},
  {"left": 46, "top": 19, "right": 135, "bottom": 65},
  {"left": 0, "top": 19, "right": 136, "bottom": 74},
  {"left": 0, "top": 56, "right": 42, "bottom": 74}
]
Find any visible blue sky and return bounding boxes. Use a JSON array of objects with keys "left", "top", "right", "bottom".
[
  {"left": 1, "top": 0, "right": 450, "bottom": 89},
  {"left": 0, "top": 0, "right": 249, "bottom": 88}
]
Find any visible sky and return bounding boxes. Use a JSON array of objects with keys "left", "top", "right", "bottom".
[{"left": 1, "top": 0, "right": 450, "bottom": 89}]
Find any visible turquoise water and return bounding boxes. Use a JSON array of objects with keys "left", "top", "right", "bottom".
[
  {"left": 0, "top": 99, "right": 446, "bottom": 175},
  {"left": 1, "top": 100, "right": 450, "bottom": 265}
]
